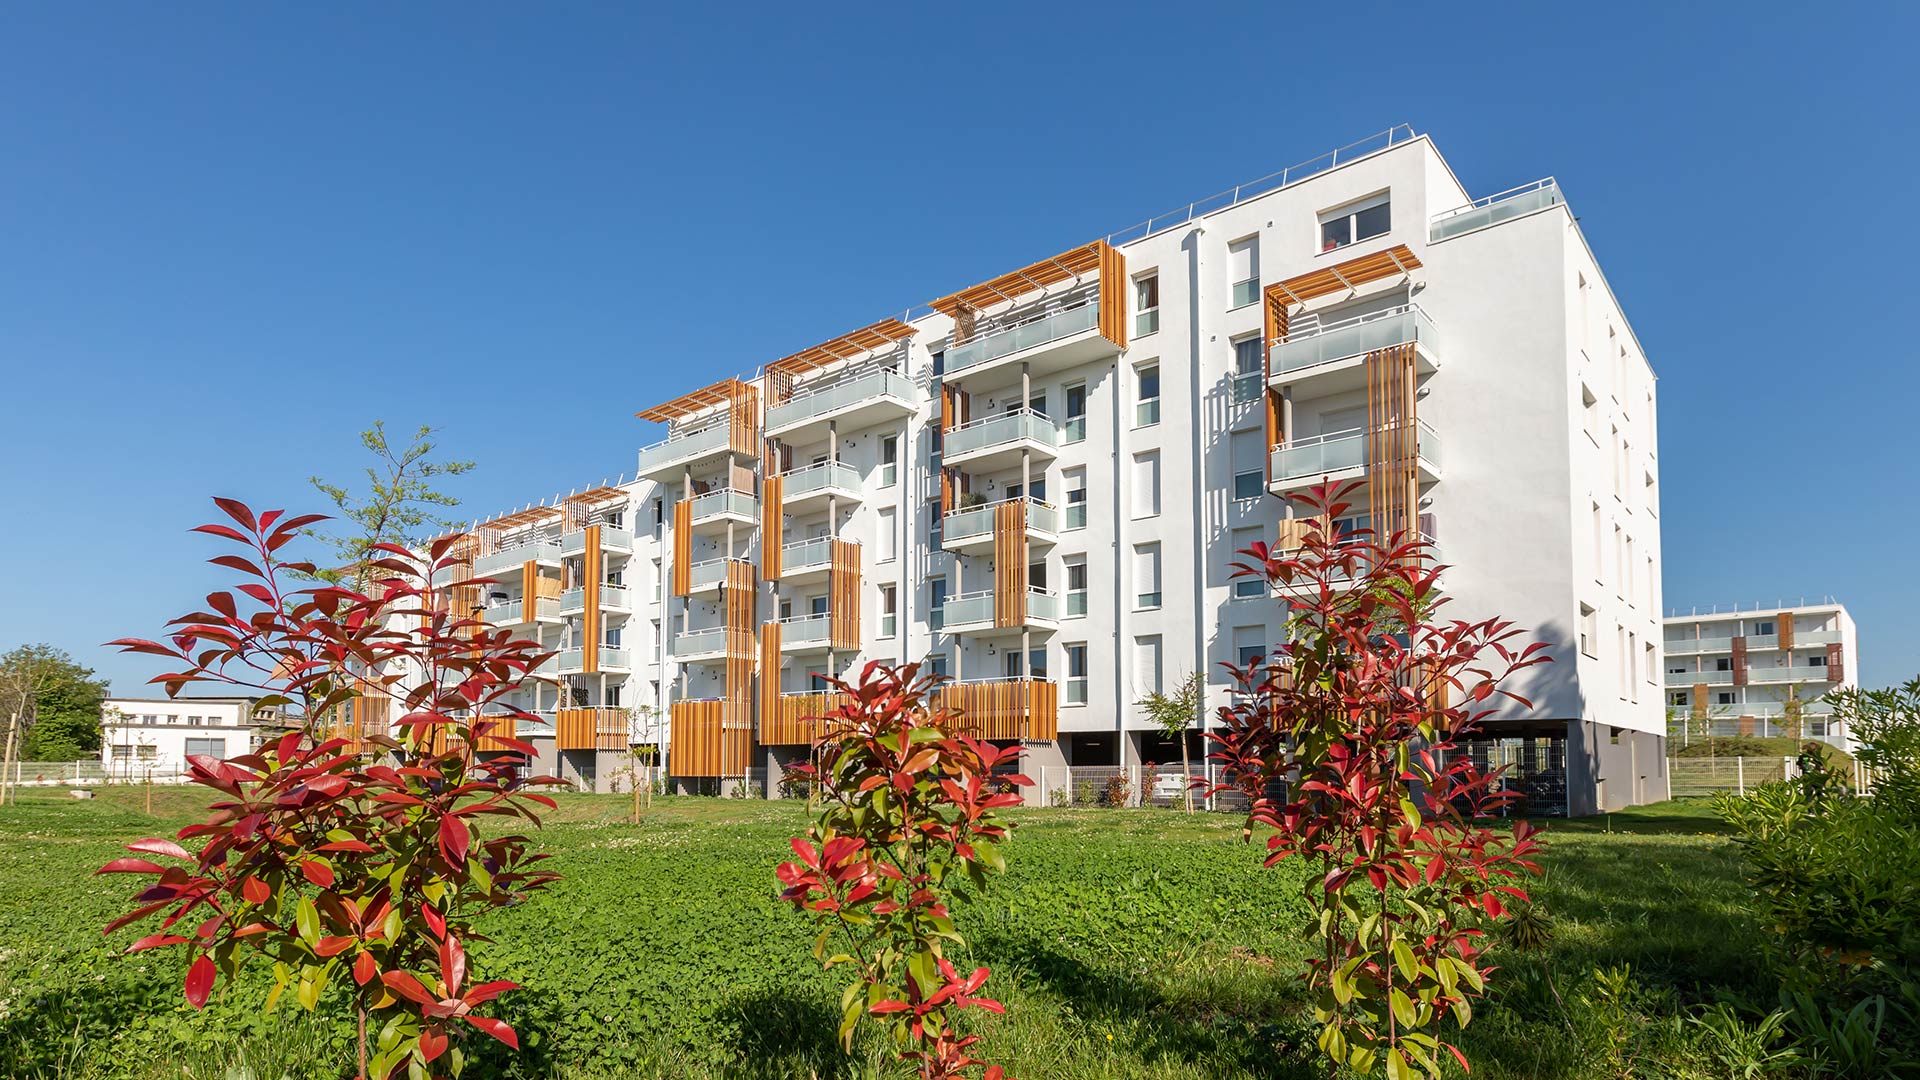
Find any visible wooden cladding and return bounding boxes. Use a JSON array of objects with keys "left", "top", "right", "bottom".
[
  {"left": 932, "top": 679, "right": 1058, "bottom": 742},
  {"left": 993, "top": 500, "right": 1028, "bottom": 628},
  {"left": 758, "top": 622, "right": 782, "bottom": 736},
  {"left": 520, "top": 561, "right": 540, "bottom": 623},
  {"left": 931, "top": 240, "right": 1117, "bottom": 326},
  {"left": 1691, "top": 683, "right": 1709, "bottom": 722},
  {"left": 1827, "top": 643, "right": 1844, "bottom": 682},
  {"left": 670, "top": 500, "right": 692, "bottom": 596},
  {"left": 1731, "top": 636, "right": 1749, "bottom": 687},
  {"left": 939, "top": 466, "right": 970, "bottom": 518},
  {"left": 326, "top": 695, "right": 390, "bottom": 756},
  {"left": 670, "top": 700, "right": 753, "bottom": 778},
  {"left": 1264, "top": 244, "right": 1422, "bottom": 313},
  {"left": 760, "top": 692, "right": 852, "bottom": 746},
  {"left": 1261, "top": 295, "right": 1288, "bottom": 489},
  {"left": 829, "top": 539, "right": 861, "bottom": 650},
  {"left": 726, "top": 384, "right": 762, "bottom": 457},
  {"left": 557, "top": 706, "right": 627, "bottom": 751},
  {"left": 762, "top": 474, "right": 784, "bottom": 581},
  {"left": 1364, "top": 344, "right": 1419, "bottom": 543},
  {"left": 722, "top": 559, "right": 757, "bottom": 767},
  {"left": 1777, "top": 614, "right": 1795, "bottom": 650},
  {"left": 1095, "top": 240, "right": 1129, "bottom": 349},
  {"left": 939, "top": 384, "right": 970, "bottom": 434},
  {"left": 582, "top": 525, "right": 602, "bottom": 675},
  {"left": 770, "top": 318, "right": 917, "bottom": 378},
  {"left": 470, "top": 714, "right": 522, "bottom": 754}
]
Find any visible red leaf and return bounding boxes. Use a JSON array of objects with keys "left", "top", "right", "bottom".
[
  {"left": 191, "top": 523, "right": 251, "bottom": 543},
  {"left": 184, "top": 955, "right": 216, "bottom": 1008},
  {"left": 418, "top": 1027, "right": 448, "bottom": 1063},
  {"left": 241, "top": 877, "right": 271, "bottom": 905},
  {"left": 125, "top": 838, "right": 191, "bottom": 861},
  {"left": 439, "top": 815, "right": 470, "bottom": 865},
  {"left": 98, "top": 858, "right": 168, "bottom": 875},
  {"left": 300, "top": 861, "right": 335, "bottom": 888},
  {"left": 315, "top": 935, "right": 356, "bottom": 957},
  {"left": 211, "top": 497, "right": 257, "bottom": 532},
  {"left": 127, "top": 934, "right": 190, "bottom": 953},
  {"left": 466, "top": 1015, "right": 518, "bottom": 1049},
  {"left": 354, "top": 951, "right": 378, "bottom": 985},
  {"left": 379, "top": 971, "right": 439, "bottom": 1007},
  {"left": 421, "top": 903, "right": 447, "bottom": 940}
]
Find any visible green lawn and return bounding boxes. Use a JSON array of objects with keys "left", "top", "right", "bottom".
[{"left": 0, "top": 789, "right": 1763, "bottom": 1079}]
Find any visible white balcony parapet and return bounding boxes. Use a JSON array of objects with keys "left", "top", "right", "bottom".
[
  {"left": 942, "top": 497, "right": 1057, "bottom": 546},
  {"left": 670, "top": 627, "right": 730, "bottom": 660},
  {"left": 1269, "top": 421, "right": 1441, "bottom": 485},
  {"left": 781, "top": 460, "right": 863, "bottom": 499},
  {"left": 948, "top": 300, "right": 1100, "bottom": 375},
  {"left": 766, "top": 369, "right": 921, "bottom": 432},
  {"left": 1270, "top": 305, "right": 1439, "bottom": 381},
  {"left": 941, "top": 588, "right": 1060, "bottom": 632},
  {"left": 687, "top": 488, "right": 759, "bottom": 525},
  {"left": 1430, "top": 179, "right": 1564, "bottom": 243},
  {"left": 474, "top": 542, "right": 560, "bottom": 578},
  {"left": 944, "top": 409, "right": 1058, "bottom": 460},
  {"left": 1665, "top": 636, "right": 1736, "bottom": 655},
  {"left": 1668, "top": 670, "right": 1735, "bottom": 687},
  {"left": 635, "top": 421, "right": 732, "bottom": 478},
  {"left": 781, "top": 537, "right": 843, "bottom": 573},
  {"left": 779, "top": 612, "right": 833, "bottom": 648}
]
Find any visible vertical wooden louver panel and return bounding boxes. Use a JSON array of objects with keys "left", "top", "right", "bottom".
[
  {"left": 722, "top": 559, "right": 757, "bottom": 778},
  {"left": 1827, "top": 643, "right": 1844, "bottom": 682},
  {"left": 669, "top": 700, "right": 724, "bottom": 777},
  {"left": 670, "top": 500, "right": 692, "bottom": 596},
  {"left": 829, "top": 539, "right": 861, "bottom": 651},
  {"left": 762, "top": 474, "right": 784, "bottom": 581},
  {"left": 993, "top": 500, "right": 1028, "bottom": 628},
  {"left": 1095, "top": 240, "right": 1128, "bottom": 349},
  {"left": 1262, "top": 291, "right": 1290, "bottom": 491},
  {"left": 1691, "top": 684, "right": 1709, "bottom": 725},
  {"left": 727, "top": 382, "right": 762, "bottom": 458},
  {"left": 1364, "top": 343, "right": 1419, "bottom": 545},
  {"left": 758, "top": 621, "right": 781, "bottom": 741},
  {"left": 582, "top": 525, "right": 602, "bottom": 674},
  {"left": 765, "top": 368, "right": 794, "bottom": 408},
  {"left": 1777, "top": 613, "right": 1794, "bottom": 650},
  {"left": 1730, "top": 635, "right": 1748, "bottom": 687},
  {"left": 520, "top": 561, "right": 538, "bottom": 624}
]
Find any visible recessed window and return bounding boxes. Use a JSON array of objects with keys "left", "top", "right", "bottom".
[
  {"left": 1136, "top": 364, "right": 1161, "bottom": 427},
  {"left": 1065, "top": 557, "right": 1088, "bottom": 617},
  {"left": 1133, "top": 450, "right": 1161, "bottom": 518},
  {"left": 879, "top": 584, "right": 897, "bottom": 638},
  {"left": 1229, "top": 237, "right": 1260, "bottom": 308},
  {"left": 877, "top": 507, "right": 897, "bottom": 563},
  {"left": 1233, "top": 337, "right": 1264, "bottom": 403},
  {"left": 1135, "top": 635, "right": 1163, "bottom": 698},
  {"left": 928, "top": 576, "right": 947, "bottom": 632},
  {"left": 1065, "top": 644, "right": 1089, "bottom": 705},
  {"left": 1135, "top": 543, "right": 1162, "bottom": 610},
  {"left": 1320, "top": 194, "right": 1390, "bottom": 253},
  {"left": 880, "top": 435, "right": 898, "bottom": 486},
  {"left": 1064, "top": 468, "right": 1088, "bottom": 530},
  {"left": 1134, "top": 275, "right": 1160, "bottom": 337},
  {"left": 1752, "top": 620, "right": 1776, "bottom": 637},
  {"left": 1064, "top": 382, "right": 1088, "bottom": 443},
  {"left": 1231, "top": 527, "right": 1264, "bottom": 598},
  {"left": 1715, "top": 691, "right": 1735, "bottom": 706},
  {"left": 1579, "top": 604, "right": 1598, "bottom": 658}
]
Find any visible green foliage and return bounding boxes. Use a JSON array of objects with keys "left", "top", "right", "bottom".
[
  {"left": 2, "top": 644, "right": 109, "bottom": 762},
  {"left": 1831, "top": 675, "right": 1920, "bottom": 818},
  {"left": 306, "top": 421, "right": 476, "bottom": 585}
]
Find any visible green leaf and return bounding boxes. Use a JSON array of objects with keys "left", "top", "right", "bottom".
[
  {"left": 1386, "top": 1047, "right": 1413, "bottom": 1080},
  {"left": 1451, "top": 996, "right": 1473, "bottom": 1028},
  {"left": 1392, "top": 938, "right": 1419, "bottom": 983},
  {"left": 295, "top": 898, "right": 320, "bottom": 945},
  {"left": 1390, "top": 988, "right": 1417, "bottom": 1029}
]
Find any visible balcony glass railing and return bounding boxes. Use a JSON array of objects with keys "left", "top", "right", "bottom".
[
  {"left": 1430, "top": 179, "right": 1564, "bottom": 242},
  {"left": 474, "top": 542, "right": 560, "bottom": 578},
  {"left": 1748, "top": 665, "right": 1831, "bottom": 685},
  {"left": 687, "top": 488, "right": 758, "bottom": 523},
  {"left": 766, "top": 369, "right": 919, "bottom": 430},
  {"left": 1232, "top": 371, "right": 1263, "bottom": 404},
  {"left": 943, "top": 498, "right": 1057, "bottom": 544},
  {"left": 781, "top": 537, "right": 834, "bottom": 572},
  {"left": 687, "top": 558, "right": 738, "bottom": 591},
  {"left": 1271, "top": 305, "right": 1439, "bottom": 380},
  {"left": 944, "top": 409, "right": 1058, "bottom": 459},
  {"left": 1666, "top": 636, "right": 1734, "bottom": 654},
  {"left": 1231, "top": 278, "right": 1260, "bottom": 309},
  {"left": 670, "top": 628, "right": 729, "bottom": 659},
  {"left": 600, "top": 585, "right": 630, "bottom": 609},
  {"left": 482, "top": 605, "right": 523, "bottom": 625},
  {"left": 1135, "top": 308, "right": 1159, "bottom": 337},
  {"left": 948, "top": 300, "right": 1100, "bottom": 375},
  {"left": 780, "top": 613, "right": 832, "bottom": 647},
  {"left": 635, "top": 421, "right": 731, "bottom": 476},
  {"left": 782, "top": 460, "right": 862, "bottom": 499},
  {"left": 1798, "top": 629, "right": 1844, "bottom": 646},
  {"left": 943, "top": 589, "right": 1059, "bottom": 630},
  {"left": 1667, "top": 670, "right": 1734, "bottom": 687},
  {"left": 557, "top": 647, "right": 583, "bottom": 671},
  {"left": 1269, "top": 421, "right": 1441, "bottom": 484},
  {"left": 558, "top": 588, "right": 586, "bottom": 615}
]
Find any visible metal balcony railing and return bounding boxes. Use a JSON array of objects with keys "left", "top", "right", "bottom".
[
  {"left": 687, "top": 488, "right": 758, "bottom": 524},
  {"left": 941, "top": 588, "right": 1059, "bottom": 631},
  {"left": 779, "top": 613, "right": 832, "bottom": 647},
  {"left": 670, "top": 627, "right": 729, "bottom": 659}
]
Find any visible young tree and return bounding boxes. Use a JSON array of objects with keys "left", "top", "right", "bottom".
[
  {"left": 1208, "top": 483, "right": 1550, "bottom": 1079},
  {"left": 0, "top": 644, "right": 109, "bottom": 804},
  {"left": 1138, "top": 671, "right": 1204, "bottom": 812},
  {"left": 777, "top": 663, "right": 1027, "bottom": 1080},
  {"left": 97, "top": 499, "right": 560, "bottom": 1080},
  {"left": 307, "top": 422, "right": 476, "bottom": 587}
]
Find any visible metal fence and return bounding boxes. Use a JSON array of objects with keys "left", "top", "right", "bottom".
[
  {"left": 7, "top": 760, "right": 199, "bottom": 786},
  {"left": 1666, "top": 755, "right": 1880, "bottom": 799}
]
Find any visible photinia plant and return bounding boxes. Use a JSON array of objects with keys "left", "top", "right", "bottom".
[
  {"left": 1208, "top": 482, "right": 1550, "bottom": 1079},
  {"left": 97, "top": 498, "right": 562, "bottom": 1080},
  {"left": 776, "top": 662, "right": 1027, "bottom": 1080}
]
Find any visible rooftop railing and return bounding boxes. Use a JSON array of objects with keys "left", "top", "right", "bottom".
[{"left": 1430, "top": 179, "right": 1564, "bottom": 242}]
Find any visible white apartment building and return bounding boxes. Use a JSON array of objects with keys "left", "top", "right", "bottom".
[
  {"left": 100, "top": 696, "right": 275, "bottom": 778},
  {"left": 1662, "top": 600, "right": 1859, "bottom": 748},
  {"left": 429, "top": 126, "right": 1665, "bottom": 814}
]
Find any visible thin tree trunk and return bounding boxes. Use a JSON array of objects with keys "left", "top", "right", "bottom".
[
  {"left": 2, "top": 711, "right": 19, "bottom": 807},
  {"left": 1181, "top": 726, "right": 1193, "bottom": 813}
]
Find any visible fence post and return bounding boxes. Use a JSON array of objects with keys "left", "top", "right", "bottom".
[{"left": 1737, "top": 756, "right": 1745, "bottom": 796}]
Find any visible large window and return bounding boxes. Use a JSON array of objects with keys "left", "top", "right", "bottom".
[
  {"left": 1579, "top": 604, "right": 1598, "bottom": 658},
  {"left": 928, "top": 576, "right": 947, "bottom": 631},
  {"left": 1134, "top": 635, "right": 1163, "bottom": 698},
  {"left": 1232, "top": 430, "right": 1264, "bottom": 501},
  {"left": 880, "top": 435, "right": 898, "bottom": 486},
  {"left": 878, "top": 507, "right": 897, "bottom": 562},
  {"left": 879, "top": 584, "right": 897, "bottom": 638},
  {"left": 185, "top": 737, "right": 226, "bottom": 759},
  {"left": 1231, "top": 527, "right": 1264, "bottom": 598},
  {"left": 1319, "top": 194, "right": 1390, "bottom": 252},
  {"left": 1065, "top": 557, "right": 1088, "bottom": 616},
  {"left": 1134, "top": 275, "right": 1160, "bottom": 337}
]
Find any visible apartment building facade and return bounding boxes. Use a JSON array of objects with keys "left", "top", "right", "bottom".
[
  {"left": 429, "top": 127, "right": 1666, "bottom": 814},
  {"left": 101, "top": 696, "right": 275, "bottom": 778},
  {"left": 1662, "top": 601, "right": 1859, "bottom": 748}
]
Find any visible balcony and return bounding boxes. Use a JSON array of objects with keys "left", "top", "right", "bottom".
[
  {"left": 474, "top": 541, "right": 560, "bottom": 579},
  {"left": 1748, "top": 665, "right": 1832, "bottom": 686},
  {"left": 685, "top": 489, "right": 758, "bottom": 534},
  {"left": 555, "top": 706, "right": 630, "bottom": 752},
  {"left": 562, "top": 526, "right": 634, "bottom": 557},
  {"left": 669, "top": 627, "right": 731, "bottom": 663},
  {"left": 940, "top": 589, "right": 1060, "bottom": 636},
  {"left": 766, "top": 369, "right": 921, "bottom": 437},
  {"left": 1798, "top": 629, "right": 1844, "bottom": 646},
  {"left": 557, "top": 584, "right": 631, "bottom": 616},
  {"left": 635, "top": 420, "right": 736, "bottom": 482},
  {"left": 1267, "top": 421, "right": 1442, "bottom": 495},
  {"left": 1667, "top": 670, "right": 1734, "bottom": 688},
  {"left": 779, "top": 536, "right": 841, "bottom": 585},
  {"left": 929, "top": 678, "right": 1058, "bottom": 741},
  {"left": 941, "top": 497, "right": 1058, "bottom": 555},
  {"left": 1268, "top": 305, "right": 1440, "bottom": 394},
  {"left": 777, "top": 613, "right": 834, "bottom": 653},
  {"left": 946, "top": 298, "right": 1115, "bottom": 382},
  {"left": 942, "top": 409, "right": 1059, "bottom": 471},
  {"left": 1430, "top": 179, "right": 1564, "bottom": 243},
  {"left": 780, "top": 461, "right": 863, "bottom": 510},
  {"left": 482, "top": 596, "right": 559, "bottom": 627},
  {"left": 1665, "top": 636, "right": 1734, "bottom": 656},
  {"left": 687, "top": 557, "right": 754, "bottom": 596},
  {"left": 556, "top": 647, "right": 630, "bottom": 675}
]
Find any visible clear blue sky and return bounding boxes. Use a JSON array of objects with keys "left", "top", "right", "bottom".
[{"left": 1, "top": 3, "right": 1913, "bottom": 693}]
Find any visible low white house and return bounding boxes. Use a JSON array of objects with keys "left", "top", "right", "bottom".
[{"left": 99, "top": 696, "right": 277, "bottom": 779}]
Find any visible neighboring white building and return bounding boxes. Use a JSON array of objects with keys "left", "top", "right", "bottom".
[
  {"left": 99, "top": 696, "right": 275, "bottom": 778},
  {"left": 1662, "top": 600, "right": 1859, "bottom": 748},
  {"left": 427, "top": 126, "right": 1665, "bottom": 814}
]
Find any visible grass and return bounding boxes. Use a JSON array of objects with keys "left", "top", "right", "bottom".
[{"left": 0, "top": 787, "right": 1769, "bottom": 1079}]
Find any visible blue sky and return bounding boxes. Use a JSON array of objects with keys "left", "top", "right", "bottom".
[{"left": 0, "top": 3, "right": 1913, "bottom": 693}]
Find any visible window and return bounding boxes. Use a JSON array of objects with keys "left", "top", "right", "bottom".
[
  {"left": 1135, "top": 543, "right": 1162, "bottom": 609},
  {"left": 928, "top": 576, "right": 947, "bottom": 632},
  {"left": 1715, "top": 657, "right": 1733, "bottom": 672},
  {"left": 1135, "top": 364, "right": 1161, "bottom": 427},
  {"left": 1064, "top": 469, "right": 1088, "bottom": 529},
  {"left": 1668, "top": 691, "right": 1688, "bottom": 708},
  {"left": 1133, "top": 450, "right": 1161, "bottom": 518},
  {"left": 1028, "top": 561, "right": 1047, "bottom": 592},
  {"left": 1065, "top": 557, "right": 1088, "bottom": 616},
  {"left": 1134, "top": 275, "right": 1159, "bottom": 337},
  {"left": 1645, "top": 642, "right": 1658, "bottom": 686},
  {"left": 1752, "top": 620, "right": 1776, "bottom": 637},
  {"left": 1610, "top": 426, "right": 1623, "bottom": 499},
  {"left": 1232, "top": 336, "right": 1264, "bottom": 403},
  {"left": 1065, "top": 644, "right": 1089, "bottom": 705},
  {"left": 1715, "top": 691, "right": 1735, "bottom": 706},
  {"left": 926, "top": 652, "right": 950, "bottom": 678},
  {"left": 1320, "top": 193, "right": 1390, "bottom": 252},
  {"left": 878, "top": 507, "right": 897, "bottom": 562},
  {"left": 606, "top": 684, "right": 623, "bottom": 708},
  {"left": 1581, "top": 384, "right": 1599, "bottom": 445},
  {"left": 1613, "top": 526, "right": 1624, "bottom": 598},
  {"left": 1231, "top": 527, "right": 1264, "bottom": 598},
  {"left": 1229, "top": 237, "right": 1260, "bottom": 308},
  {"left": 1064, "top": 383, "right": 1087, "bottom": 443},
  {"left": 880, "top": 436, "right": 898, "bottom": 486},
  {"left": 1809, "top": 653, "right": 1827, "bottom": 668},
  {"left": 1628, "top": 631, "right": 1639, "bottom": 702},
  {"left": 1610, "top": 727, "right": 1621, "bottom": 746},
  {"left": 1624, "top": 536, "right": 1636, "bottom": 605},
  {"left": 112, "top": 744, "right": 134, "bottom": 761},
  {"left": 185, "top": 737, "right": 226, "bottom": 759},
  {"left": 1232, "top": 430, "right": 1264, "bottom": 501},
  {"left": 1234, "top": 625, "right": 1266, "bottom": 669},
  {"left": 1591, "top": 503, "right": 1604, "bottom": 583},
  {"left": 879, "top": 584, "right": 897, "bottom": 638},
  {"left": 604, "top": 625, "right": 624, "bottom": 647},
  {"left": 1134, "top": 635, "right": 1164, "bottom": 699},
  {"left": 1579, "top": 604, "right": 1598, "bottom": 658}
]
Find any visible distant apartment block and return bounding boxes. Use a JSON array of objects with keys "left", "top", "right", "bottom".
[
  {"left": 100, "top": 696, "right": 278, "bottom": 778},
  {"left": 1662, "top": 600, "right": 1859, "bottom": 747},
  {"left": 417, "top": 126, "right": 1665, "bottom": 815}
]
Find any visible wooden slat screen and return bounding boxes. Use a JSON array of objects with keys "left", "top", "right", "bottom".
[
  {"left": 1691, "top": 683, "right": 1709, "bottom": 723},
  {"left": 1262, "top": 293, "right": 1289, "bottom": 490},
  {"left": 722, "top": 559, "right": 757, "bottom": 776},
  {"left": 520, "top": 561, "right": 539, "bottom": 624},
  {"left": 760, "top": 691, "right": 852, "bottom": 746},
  {"left": 933, "top": 679, "right": 1057, "bottom": 742},
  {"left": 1731, "top": 636, "right": 1748, "bottom": 687},
  {"left": 993, "top": 500, "right": 1027, "bottom": 628},
  {"left": 758, "top": 621, "right": 781, "bottom": 737},
  {"left": 556, "top": 706, "right": 626, "bottom": 752},
  {"left": 471, "top": 714, "right": 520, "bottom": 754},
  {"left": 669, "top": 700, "right": 725, "bottom": 777},
  {"left": 670, "top": 500, "right": 692, "bottom": 596},
  {"left": 726, "top": 383, "right": 762, "bottom": 458},
  {"left": 582, "top": 525, "right": 602, "bottom": 674},
  {"left": 1365, "top": 344, "right": 1419, "bottom": 546},
  {"left": 1263, "top": 244, "right": 1422, "bottom": 311},
  {"left": 1096, "top": 240, "right": 1128, "bottom": 349},
  {"left": 1777, "top": 613, "right": 1794, "bottom": 650},
  {"left": 1827, "top": 643, "right": 1844, "bottom": 682},
  {"left": 829, "top": 539, "right": 861, "bottom": 650},
  {"left": 762, "top": 474, "right": 784, "bottom": 581}
]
